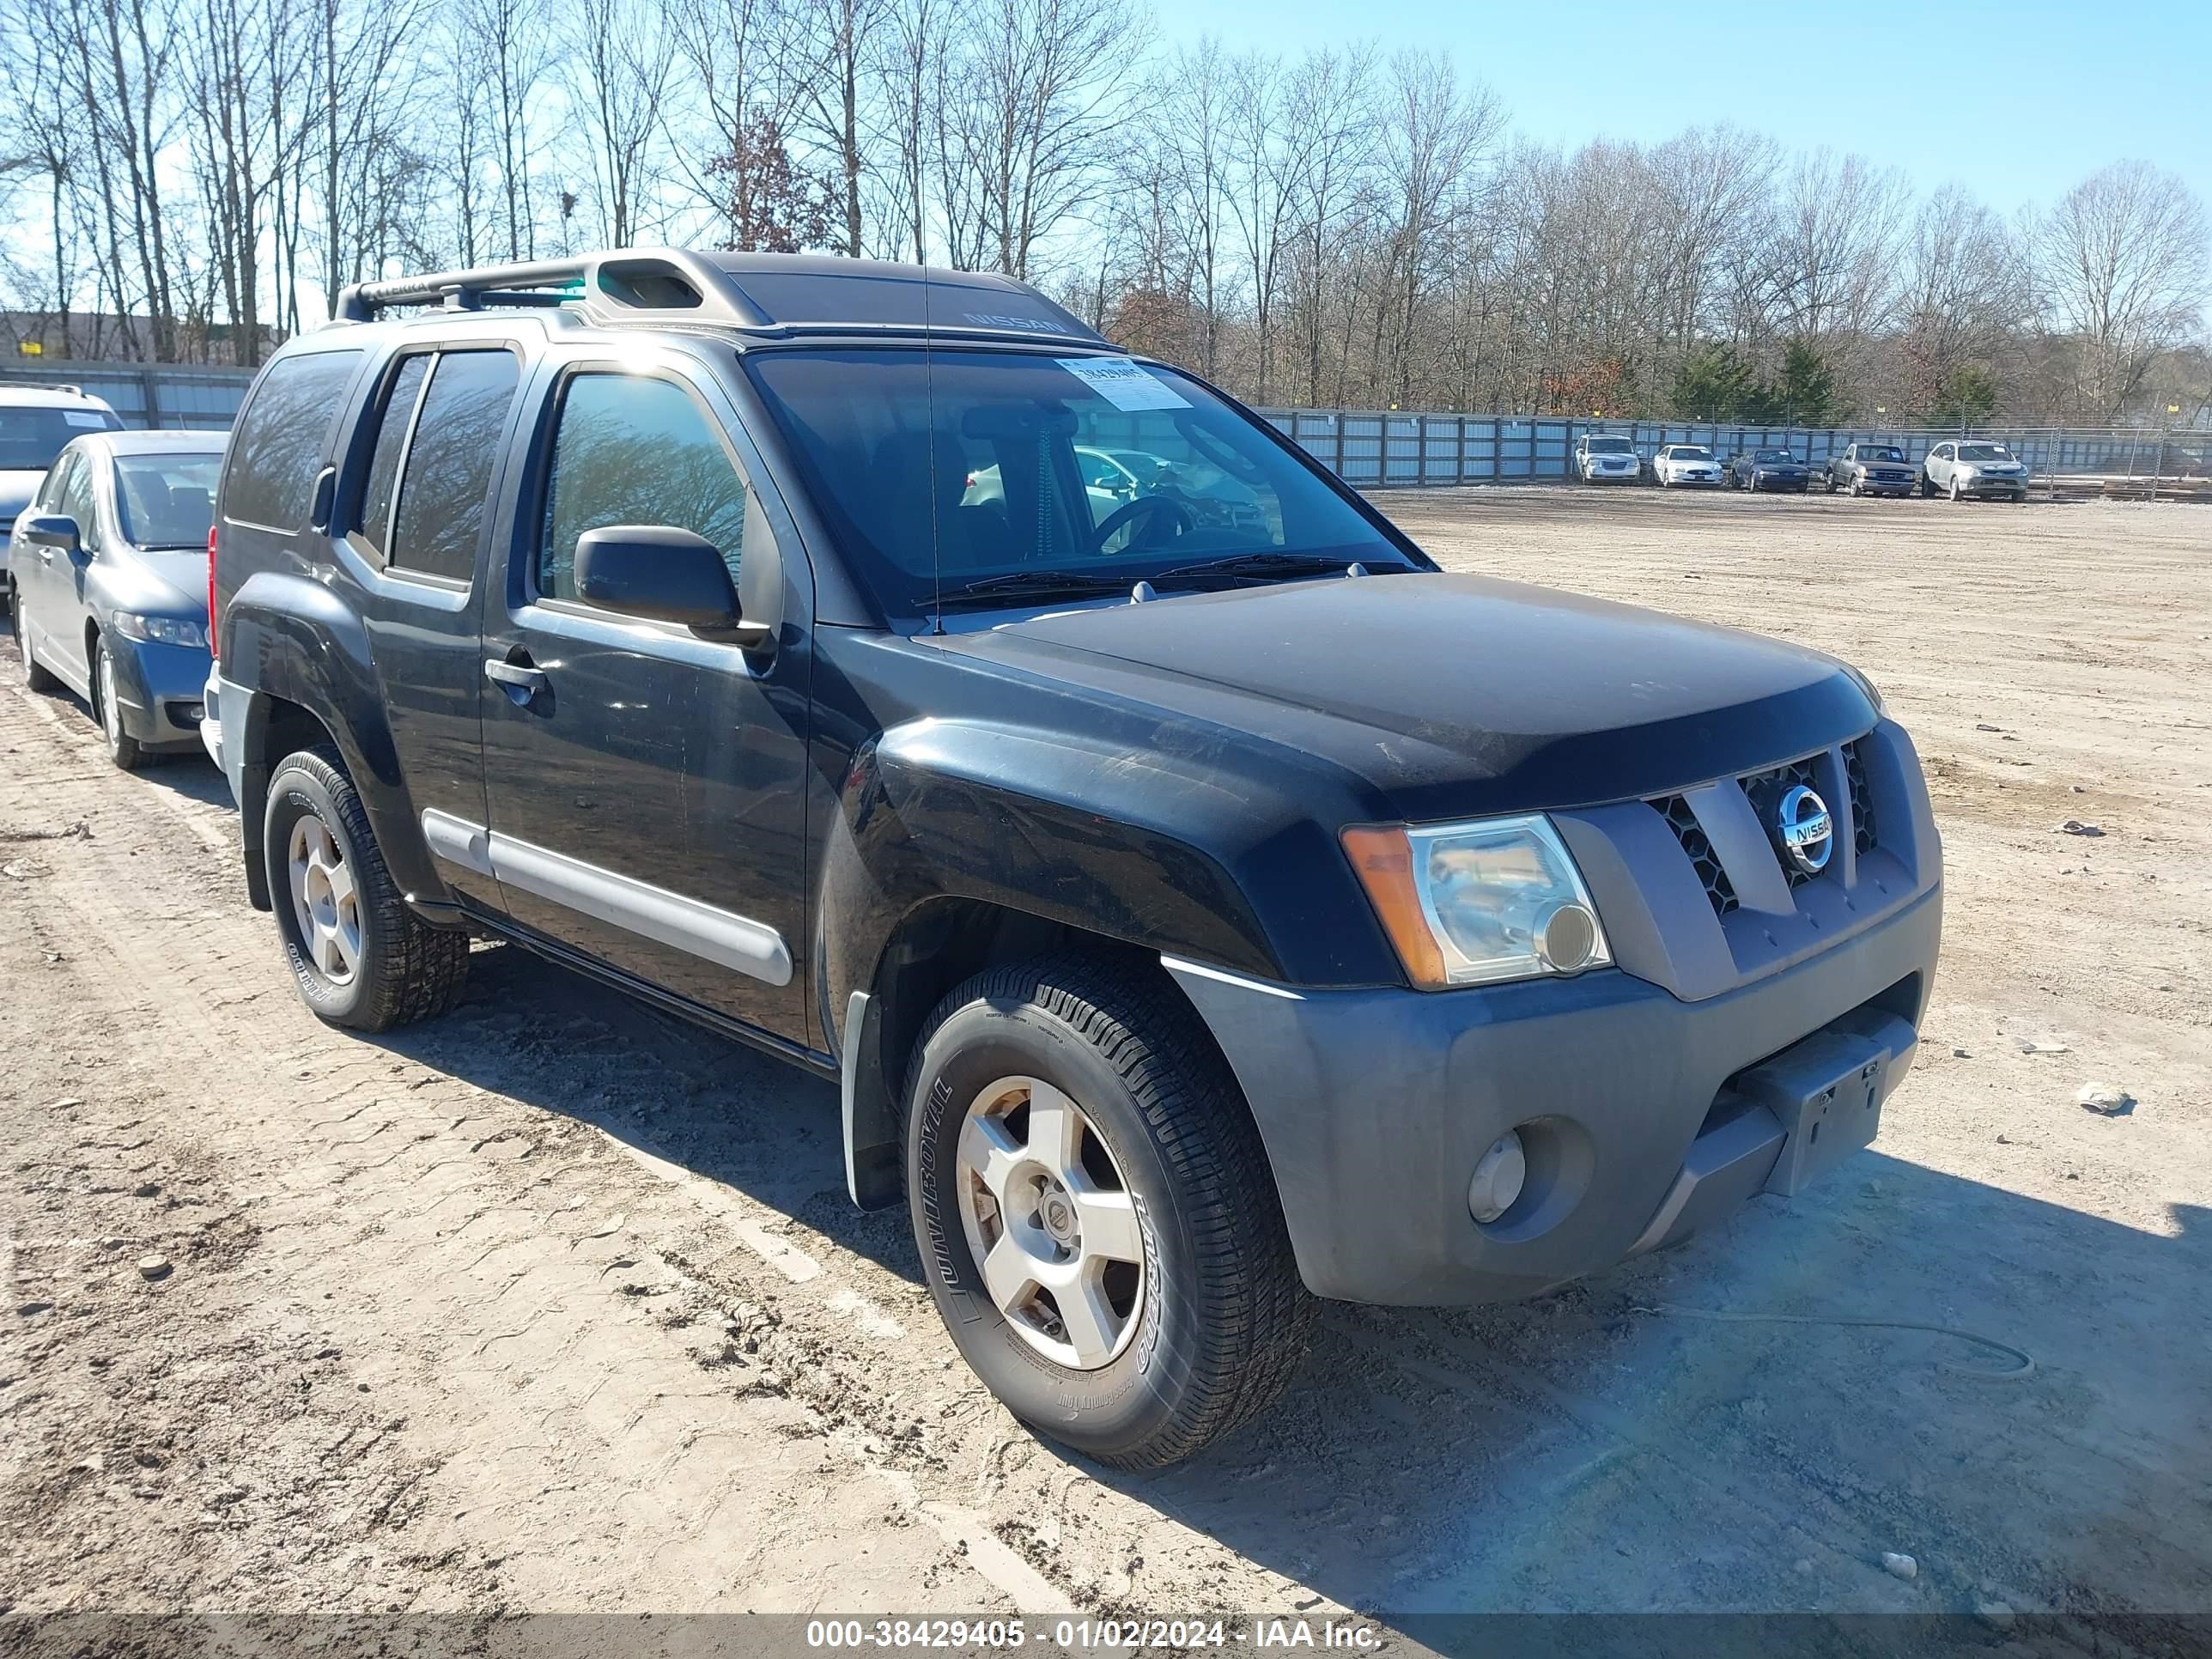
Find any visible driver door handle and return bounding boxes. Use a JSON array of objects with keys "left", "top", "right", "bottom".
[{"left": 484, "top": 656, "right": 549, "bottom": 700}]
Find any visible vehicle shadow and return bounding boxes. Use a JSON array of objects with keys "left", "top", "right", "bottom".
[{"left": 368, "top": 939, "right": 2212, "bottom": 1625}]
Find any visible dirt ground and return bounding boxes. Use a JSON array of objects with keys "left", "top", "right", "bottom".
[{"left": 3, "top": 486, "right": 2208, "bottom": 1640}]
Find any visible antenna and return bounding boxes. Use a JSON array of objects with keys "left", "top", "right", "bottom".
[{"left": 923, "top": 264, "right": 945, "bottom": 636}]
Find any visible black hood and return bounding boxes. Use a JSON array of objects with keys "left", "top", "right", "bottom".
[{"left": 941, "top": 573, "right": 1876, "bottom": 821}]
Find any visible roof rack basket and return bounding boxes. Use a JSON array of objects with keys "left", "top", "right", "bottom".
[
  {"left": 331, "top": 246, "right": 1104, "bottom": 346},
  {"left": 334, "top": 249, "right": 769, "bottom": 329}
]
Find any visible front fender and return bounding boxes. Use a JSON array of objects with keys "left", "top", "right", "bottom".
[{"left": 228, "top": 570, "right": 450, "bottom": 908}]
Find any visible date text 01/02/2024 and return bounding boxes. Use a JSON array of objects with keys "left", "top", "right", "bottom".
[{"left": 801, "top": 1617, "right": 1386, "bottom": 1649}]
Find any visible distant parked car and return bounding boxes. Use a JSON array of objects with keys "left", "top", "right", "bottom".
[
  {"left": 1569, "top": 433, "right": 1641, "bottom": 483},
  {"left": 14, "top": 429, "right": 222, "bottom": 769},
  {"left": 1920, "top": 440, "right": 2028, "bottom": 502},
  {"left": 2, "top": 383, "right": 125, "bottom": 618},
  {"left": 1651, "top": 444, "right": 1723, "bottom": 487},
  {"left": 1726, "top": 448, "right": 1811, "bottom": 493},
  {"left": 1826, "top": 442, "right": 1916, "bottom": 498}
]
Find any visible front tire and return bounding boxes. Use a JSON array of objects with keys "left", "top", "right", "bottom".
[
  {"left": 21, "top": 618, "right": 59, "bottom": 693},
  {"left": 263, "top": 746, "right": 468, "bottom": 1032},
  {"left": 94, "top": 636, "right": 149, "bottom": 771},
  {"left": 1949, "top": 475, "right": 1965, "bottom": 502},
  {"left": 906, "top": 957, "right": 1313, "bottom": 1469}
]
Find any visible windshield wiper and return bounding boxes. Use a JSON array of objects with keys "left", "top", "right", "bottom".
[
  {"left": 920, "top": 568, "right": 1135, "bottom": 611},
  {"left": 1154, "top": 551, "right": 1368, "bottom": 584}
]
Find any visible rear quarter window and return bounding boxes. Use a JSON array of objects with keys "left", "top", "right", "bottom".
[{"left": 222, "top": 349, "right": 362, "bottom": 530}]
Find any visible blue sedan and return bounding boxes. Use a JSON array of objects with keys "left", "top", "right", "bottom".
[
  {"left": 1725, "top": 448, "right": 1812, "bottom": 494},
  {"left": 14, "top": 430, "right": 223, "bottom": 769}
]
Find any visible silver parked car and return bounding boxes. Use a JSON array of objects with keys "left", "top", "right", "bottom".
[
  {"left": 1569, "top": 433, "right": 1642, "bottom": 483},
  {"left": 1920, "top": 440, "right": 2029, "bottom": 502}
]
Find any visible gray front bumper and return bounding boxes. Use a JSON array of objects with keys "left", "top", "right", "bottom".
[
  {"left": 1168, "top": 886, "right": 1938, "bottom": 1305},
  {"left": 1167, "top": 718, "right": 1944, "bottom": 1307}
]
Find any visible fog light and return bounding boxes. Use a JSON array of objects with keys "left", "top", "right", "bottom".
[
  {"left": 1468, "top": 1129, "right": 1528, "bottom": 1224},
  {"left": 1536, "top": 901, "right": 1599, "bottom": 972}
]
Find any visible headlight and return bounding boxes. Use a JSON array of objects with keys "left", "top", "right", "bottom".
[
  {"left": 1342, "top": 815, "right": 1611, "bottom": 989},
  {"left": 110, "top": 613, "right": 207, "bottom": 649}
]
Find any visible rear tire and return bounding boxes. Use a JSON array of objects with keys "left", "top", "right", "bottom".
[
  {"left": 20, "top": 619, "right": 58, "bottom": 693},
  {"left": 95, "top": 637, "right": 149, "bottom": 771},
  {"left": 906, "top": 956, "right": 1314, "bottom": 1469},
  {"left": 263, "top": 745, "right": 469, "bottom": 1032}
]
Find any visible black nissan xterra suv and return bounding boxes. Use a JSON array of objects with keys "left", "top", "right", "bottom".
[{"left": 209, "top": 250, "right": 1942, "bottom": 1468}]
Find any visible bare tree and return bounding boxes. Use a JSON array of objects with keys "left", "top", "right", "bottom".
[
  {"left": 939, "top": 0, "right": 1141, "bottom": 281},
  {"left": 2033, "top": 160, "right": 2211, "bottom": 420},
  {"left": 1897, "top": 185, "right": 2026, "bottom": 415},
  {"left": 1760, "top": 149, "right": 1905, "bottom": 348},
  {"left": 565, "top": 0, "right": 676, "bottom": 246}
]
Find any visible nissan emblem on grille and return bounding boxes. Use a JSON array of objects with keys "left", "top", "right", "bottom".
[{"left": 1775, "top": 785, "right": 1834, "bottom": 875}]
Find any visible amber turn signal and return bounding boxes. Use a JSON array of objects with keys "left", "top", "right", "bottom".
[{"left": 1340, "top": 824, "right": 1449, "bottom": 989}]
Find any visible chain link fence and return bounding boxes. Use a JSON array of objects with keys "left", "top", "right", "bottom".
[
  {"left": 4, "top": 362, "right": 2203, "bottom": 489},
  {"left": 1254, "top": 410, "right": 2209, "bottom": 489}
]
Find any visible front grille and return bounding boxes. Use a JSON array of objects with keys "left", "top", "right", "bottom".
[
  {"left": 1844, "top": 739, "right": 1876, "bottom": 854},
  {"left": 1652, "top": 739, "right": 1881, "bottom": 918},
  {"left": 1656, "top": 795, "right": 1739, "bottom": 918},
  {"left": 1739, "top": 755, "right": 1823, "bottom": 888}
]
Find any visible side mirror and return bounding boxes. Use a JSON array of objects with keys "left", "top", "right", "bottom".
[
  {"left": 17, "top": 514, "right": 81, "bottom": 556},
  {"left": 574, "top": 525, "right": 770, "bottom": 648}
]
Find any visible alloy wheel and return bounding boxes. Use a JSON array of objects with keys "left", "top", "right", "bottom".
[
  {"left": 955, "top": 1075, "right": 1146, "bottom": 1371},
  {"left": 98, "top": 647, "right": 124, "bottom": 752},
  {"left": 288, "top": 815, "right": 363, "bottom": 984}
]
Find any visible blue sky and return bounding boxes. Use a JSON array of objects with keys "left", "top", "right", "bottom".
[{"left": 1152, "top": 0, "right": 2211, "bottom": 216}]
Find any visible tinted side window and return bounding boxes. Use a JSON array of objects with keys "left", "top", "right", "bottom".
[
  {"left": 353, "top": 354, "right": 432, "bottom": 562},
  {"left": 223, "top": 349, "right": 362, "bottom": 529},
  {"left": 390, "top": 350, "right": 520, "bottom": 583},
  {"left": 537, "top": 374, "right": 747, "bottom": 604}
]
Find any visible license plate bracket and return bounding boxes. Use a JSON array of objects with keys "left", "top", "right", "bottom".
[{"left": 1736, "top": 1010, "right": 1917, "bottom": 1198}]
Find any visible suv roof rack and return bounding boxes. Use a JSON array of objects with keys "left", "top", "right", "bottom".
[{"left": 333, "top": 247, "right": 1106, "bottom": 347}]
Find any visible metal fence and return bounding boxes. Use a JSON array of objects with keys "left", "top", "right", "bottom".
[
  {"left": 0, "top": 362, "right": 251, "bottom": 429},
  {"left": 3, "top": 362, "right": 2201, "bottom": 487},
  {"left": 1253, "top": 410, "right": 2207, "bottom": 489}
]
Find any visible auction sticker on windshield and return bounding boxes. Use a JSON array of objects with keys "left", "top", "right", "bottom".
[{"left": 1057, "top": 356, "right": 1191, "bottom": 411}]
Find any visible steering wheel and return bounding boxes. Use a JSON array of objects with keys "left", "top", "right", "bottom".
[{"left": 1091, "top": 493, "right": 1194, "bottom": 553}]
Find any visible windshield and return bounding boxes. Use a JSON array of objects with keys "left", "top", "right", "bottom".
[
  {"left": 1, "top": 404, "right": 122, "bottom": 471},
  {"left": 1586, "top": 437, "right": 1632, "bottom": 453},
  {"left": 1959, "top": 443, "right": 2013, "bottom": 462},
  {"left": 1668, "top": 447, "right": 1713, "bottom": 460},
  {"left": 744, "top": 348, "right": 1413, "bottom": 614},
  {"left": 1860, "top": 447, "right": 1905, "bottom": 463},
  {"left": 114, "top": 452, "right": 222, "bottom": 547},
  {"left": 1755, "top": 450, "right": 1797, "bottom": 463}
]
